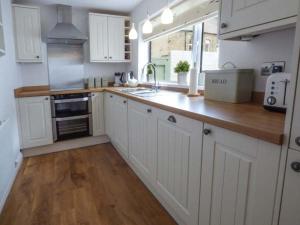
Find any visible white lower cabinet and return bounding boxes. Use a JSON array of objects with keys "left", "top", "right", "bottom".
[
  {"left": 104, "top": 92, "right": 128, "bottom": 158},
  {"left": 128, "top": 100, "right": 157, "bottom": 182},
  {"left": 92, "top": 92, "right": 105, "bottom": 136},
  {"left": 279, "top": 149, "right": 300, "bottom": 225},
  {"left": 18, "top": 96, "right": 53, "bottom": 148},
  {"left": 199, "top": 124, "right": 281, "bottom": 225}
]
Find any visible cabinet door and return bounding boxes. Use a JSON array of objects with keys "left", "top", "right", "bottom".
[
  {"left": 156, "top": 110, "right": 203, "bottom": 225},
  {"left": 92, "top": 92, "right": 105, "bottom": 136},
  {"left": 107, "top": 16, "right": 125, "bottom": 61},
  {"left": 13, "top": 5, "right": 42, "bottom": 62},
  {"left": 104, "top": 92, "right": 114, "bottom": 138},
  {"left": 18, "top": 96, "right": 53, "bottom": 148},
  {"left": 113, "top": 95, "right": 128, "bottom": 158},
  {"left": 220, "top": 0, "right": 298, "bottom": 34},
  {"left": 199, "top": 124, "right": 281, "bottom": 225},
  {"left": 89, "top": 14, "right": 108, "bottom": 62},
  {"left": 128, "top": 100, "right": 157, "bottom": 182},
  {"left": 279, "top": 149, "right": 300, "bottom": 224}
]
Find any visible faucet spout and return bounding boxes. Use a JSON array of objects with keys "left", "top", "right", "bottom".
[{"left": 142, "top": 62, "right": 158, "bottom": 92}]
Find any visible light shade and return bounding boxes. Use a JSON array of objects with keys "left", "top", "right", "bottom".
[
  {"left": 143, "top": 17, "right": 153, "bottom": 34},
  {"left": 161, "top": 7, "right": 173, "bottom": 24},
  {"left": 129, "top": 23, "right": 138, "bottom": 40}
]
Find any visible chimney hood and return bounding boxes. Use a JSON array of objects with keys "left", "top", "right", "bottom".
[{"left": 47, "top": 5, "right": 88, "bottom": 44}]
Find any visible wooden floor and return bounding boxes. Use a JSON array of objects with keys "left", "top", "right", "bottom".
[{"left": 0, "top": 144, "right": 177, "bottom": 225}]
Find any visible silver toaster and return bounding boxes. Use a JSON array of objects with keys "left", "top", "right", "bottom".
[{"left": 264, "top": 73, "right": 291, "bottom": 112}]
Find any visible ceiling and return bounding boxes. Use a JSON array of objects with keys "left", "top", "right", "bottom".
[{"left": 17, "top": 0, "right": 144, "bottom": 12}]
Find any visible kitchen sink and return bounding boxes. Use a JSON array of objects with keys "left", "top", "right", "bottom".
[{"left": 119, "top": 88, "right": 158, "bottom": 97}]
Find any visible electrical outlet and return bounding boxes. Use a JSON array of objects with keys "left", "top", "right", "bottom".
[{"left": 261, "top": 61, "right": 285, "bottom": 76}]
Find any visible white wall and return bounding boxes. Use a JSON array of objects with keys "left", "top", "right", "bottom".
[
  {"left": 219, "top": 28, "right": 295, "bottom": 91},
  {"left": 0, "top": 0, "right": 22, "bottom": 212},
  {"left": 16, "top": 3, "right": 128, "bottom": 86},
  {"left": 129, "top": 1, "right": 295, "bottom": 91}
]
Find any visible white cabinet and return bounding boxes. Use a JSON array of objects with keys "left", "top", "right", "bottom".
[
  {"left": 12, "top": 4, "right": 42, "bottom": 62},
  {"left": 104, "top": 93, "right": 128, "bottom": 158},
  {"left": 113, "top": 95, "right": 128, "bottom": 158},
  {"left": 219, "top": 0, "right": 298, "bottom": 39},
  {"left": 18, "top": 96, "right": 53, "bottom": 149},
  {"left": 279, "top": 149, "right": 300, "bottom": 225},
  {"left": 128, "top": 100, "right": 157, "bottom": 182},
  {"left": 89, "top": 13, "right": 127, "bottom": 62},
  {"left": 199, "top": 124, "right": 281, "bottom": 225},
  {"left": 155, "top": 109, "right": 203, "bottom": 225},
  {"left": 92, "top": 92, "right": 105, "bottom": 136}
]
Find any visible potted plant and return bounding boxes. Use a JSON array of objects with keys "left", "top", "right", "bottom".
[{"left": 174, "top": 60, "right": 190, "bottom": 84}]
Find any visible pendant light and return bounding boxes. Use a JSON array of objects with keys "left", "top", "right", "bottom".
[
  {"left": 161, "top": 0, "right": 173, "bottom": 24},
  {"left": 129, "top": 23, "right": 138, "bottom": 40},
  {"left": 143, "top": 11, "right": 153, "bottom": 34}
]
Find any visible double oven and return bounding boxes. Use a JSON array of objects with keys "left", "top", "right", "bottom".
[{"left": 51, "top": 93, "right": 92, "bottom": 141}]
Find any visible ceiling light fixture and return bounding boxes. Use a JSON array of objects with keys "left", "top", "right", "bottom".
[
  {"left": 129, "top": 23, "right": 138, "bottom": 40},
  {"left": 143, "top": 11, "right": 153, "bottom": 34},
  {"left": 161, "top": 1, "right": 173, "bottom": 25}
]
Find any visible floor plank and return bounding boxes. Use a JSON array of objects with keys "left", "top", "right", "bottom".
[{"left": 0, "top": 143, "right": 177, "bottom": 225}]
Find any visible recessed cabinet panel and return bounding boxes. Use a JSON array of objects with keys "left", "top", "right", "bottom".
[
  {"left": 13, "top": 5, "right": 42, "bottom": 62},
  {"left": 220, "top": 0, "right": 298, "bottom": 36},
  {"left": 92, "top": 92, "right": 105, "bottom": 136},
  {"left": 89, "top": 14, "right": 108, "bottom": 61},
  {"left": 199, "top": 124, "right": 281, "bottom": 225},
  {"left": 108, "top": 17, "right": 125, "bottom": 61},
  {"left": 18, "top": 96, "right": 53, "bottom": 148}
]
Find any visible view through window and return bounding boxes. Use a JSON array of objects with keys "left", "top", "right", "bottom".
[{"left": 148, "top": 16, "right": 219, "bottom": 86}]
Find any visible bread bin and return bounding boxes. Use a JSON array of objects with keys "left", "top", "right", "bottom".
[{"left": 204, "top": 69, "right": 254, "bottom": 103}]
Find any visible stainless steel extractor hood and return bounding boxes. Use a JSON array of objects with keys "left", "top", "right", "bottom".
[{"left": 47, "top": 5, "right": 88, "bottom": 44}]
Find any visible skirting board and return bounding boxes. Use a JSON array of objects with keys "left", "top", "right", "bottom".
[
  {"left": 22, "top": 135, "right": 110, "bottom": 157},
  {"left": 0, "top": 152, "right": 23, "bottom": 213}
]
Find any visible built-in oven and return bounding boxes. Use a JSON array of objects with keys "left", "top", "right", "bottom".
[{"left": 51, "top": 93, "right": 93, "bottom": 141}]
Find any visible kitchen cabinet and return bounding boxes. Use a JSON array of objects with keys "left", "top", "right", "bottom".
[
  {"left": 89, "top": 13, "right": 129, "bottom": 62},
  {"left": 128, "top": 100, "right": 157, "bottom": 183},
  {"left": 155, "top": 109, "right": 203, "bottom": 225},
  {"left": 279, "top": 149, "right": 300, "bottom": 224},
  {"left": 199, "top": 124, "right": 281, "bottom": 225},
  {"left": 18, "top": 96, "right": 53, "bottom": 148},
  {"left": 12, "top": 4, "right": 42, "bottom": 63},
  {"left": 91, "top": 92, "right": 105, "bottom": 136},
  {"left": 219, "top": 0, "right": 298, "bottom": 39},
  {"left": 104, "top": 93, "right": 128, "bottom": 158}
]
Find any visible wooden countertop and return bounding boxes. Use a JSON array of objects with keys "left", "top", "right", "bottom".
[{"left": 15, "top": 86, "right": 285, "bottom": 145}]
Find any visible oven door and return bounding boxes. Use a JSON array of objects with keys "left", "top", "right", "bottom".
[
  {"left": 52, "top": 115, "right": 92, "bottom": 141},
  {"left": 51, "top": 96, "right": 92, "bottom": 117}
]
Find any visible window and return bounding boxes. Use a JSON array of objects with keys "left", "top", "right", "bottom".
[{"left": 147, "top": 16, "right": 219, "bottom": 86}]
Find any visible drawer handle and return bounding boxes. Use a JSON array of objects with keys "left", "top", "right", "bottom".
[
  {"left": 147, "top": 108, "right": 152, "bottom": 113},
  {"left": 203, "top": 129, "right": 211, "bottom": 135},
  {"left": 221, "top": 23, "right": 228, "bottom": 29},
  {"left": 167, "top": 115, "right": 176, "bottom": 123},
  {"left": 123, "top": 100, "right": 127, "bottom": 104},
  {"left": 291, "top": 162, "right": 300, "bottom": 172},
  {"left": 110, "top": 95, "right": 113, "bottom": 98},
  {"left": 45, "top": 97, "right": 49, "bottom": 100},
  {"left": 295, "top": 137, "right": 300, "bottom": 147}
]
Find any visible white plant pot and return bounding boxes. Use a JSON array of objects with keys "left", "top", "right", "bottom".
[{"left": 178, "top": 72, "right": 188, "bottom": 85}]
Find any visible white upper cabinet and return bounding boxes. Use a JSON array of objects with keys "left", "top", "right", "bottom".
[
  {"left": 128, "top": 100, "right": 157, "bottom": 183},
  {"left": 89, "top": 13, "right": 127, "bottom": 62},
  {"left": 91, "top": 92, "right": 105, "bottom": 136},
  {"left": 279, "top": 149, "right": 300, "bottom": 225},
  {"left": 89, "top": 14, "right": 108, "bottom": 61},
  {"left": 219, "top": 0, "right": 299, "bottom": 39},
  {"left": 108, "top": 16, "right": 125, "bottom": 61},
  {"left": 155, "top": 109, "right": 203, "bottom": 225},
  {"left": 18, "top": 96, "right": 53, "bottom": 149},
  {"left": 12, "top": 4, "right": 42, "bottom": 62},
  {"left": 199, "top": 124, "right": 281, "bottom": 225}
]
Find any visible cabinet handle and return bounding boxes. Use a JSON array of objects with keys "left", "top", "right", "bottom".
[
  {"left": 291, "top": 162, "right": 300, "bottom": 172},
  {"left": 109, "top": 56, "right": 112, "bottom": 59},
  {"left": 110, "top": 95, "right": 113, "bottom": 98},
  {"left": 295, "top": 137, "right": 300, "bottom": 147},
  {"left": 147, "top": 108, "right": 152, "bottom": 113},
  {"left": 203, "top": 129, "right": 211, "bottom": 135},
  {"left": 167, "top": 115, "right": 176, "bottom": 123},
  {"left": 104, "top": 56, "right": 108, "bottom": 59},
  {"left": 45, "top": 97, "right": 49, "bottom": 100},
  {"left": 123, "top": 100, "right": 127, "bottom": 104},
  {"left": 221, "top": 23, "right": 228, "bottom": 29},
  {"left": 36, "top": 55, "right": 40, "bottom": 59}
]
